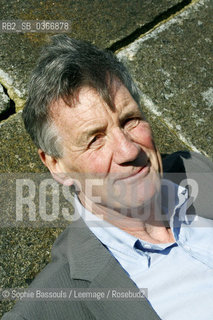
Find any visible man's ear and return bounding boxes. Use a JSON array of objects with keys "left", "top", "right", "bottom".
[{"left": 38, "top": 149, "right": 74, "bottom": 186}]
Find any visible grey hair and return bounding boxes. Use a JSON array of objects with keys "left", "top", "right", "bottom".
[
  {"left": 37, "top": 121, "right": 63, "bottom": 158},
  {"left": 22, "top": 35, "right": 141, "bottom": 158}
]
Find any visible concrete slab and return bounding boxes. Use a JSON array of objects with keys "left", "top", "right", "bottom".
[
  {"left": 0, "top": 0, "right": 184, "bottom": 111},
  {"left": 144, "top": 108, "right": 187, "bottom": 154},
  {"left": 0, "top": 112, "right": 47, "bottom": 173},
  {"left": 118, "top": 0, "right": 213, "bottom": 159},
  {"left": 0, "top": 227, "right": 64, "bottom": 316}
]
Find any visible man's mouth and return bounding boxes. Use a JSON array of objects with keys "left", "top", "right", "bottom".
[{"left": 117, "top": 160, "right": 150, "bottom": 182}]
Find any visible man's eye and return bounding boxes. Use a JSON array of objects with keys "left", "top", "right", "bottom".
[
  {"left": 124, "top": 118, "right": 141, "bottom": 129},
  {"left": 88, "top": 134, "right": 104, "bottom": 148}
]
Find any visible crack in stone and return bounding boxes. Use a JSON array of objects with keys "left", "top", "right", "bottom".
[
  {"left": 0, "top": 83, "right": 16, "bottom": 122},
  {"left": 0, "top": 0, "right": 193, "bottom": 123},
  {"left": 107, "top": 0, "right": 192, "bottom": 52}
]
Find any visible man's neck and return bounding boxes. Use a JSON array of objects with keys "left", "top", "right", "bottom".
[{"left": 78, "top": 192, "right": 175, "bottom": 244}]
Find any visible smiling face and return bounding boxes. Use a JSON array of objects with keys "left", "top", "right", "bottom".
[{"left": 47, "top": 79, "right": 162, "bottom": 215}]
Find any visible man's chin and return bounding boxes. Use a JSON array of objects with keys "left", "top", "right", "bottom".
[
  {"left": 101, "top": 183, "right": 160, "bottom": 220},
  {"left": 112, "top": 169, "right": 160, "bottom": 201}
]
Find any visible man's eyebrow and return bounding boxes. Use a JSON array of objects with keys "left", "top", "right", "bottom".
[{"left": 119, "top": 107, "right": 143, "bottom": 123}]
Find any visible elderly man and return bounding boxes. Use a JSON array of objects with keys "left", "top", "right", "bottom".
[{"left": 3, "top": 35, "right": 213, "bottom": 320}]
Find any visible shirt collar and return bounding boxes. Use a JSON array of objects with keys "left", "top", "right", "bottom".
[
  {"left": 74, "top": 179, "right": 189, "bottom": 252},
  {"left": 74, "top": 180, "right": 213, "bottom": 268}
]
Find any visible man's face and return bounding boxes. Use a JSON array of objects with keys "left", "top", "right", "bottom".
[{"left": 50, "top": 79, "right": 161, "bottom": 214}]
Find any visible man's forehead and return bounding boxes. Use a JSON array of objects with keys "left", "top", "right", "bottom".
[
  {"left": 49, "top": 81, "right": 142, "bottom": 138},
  {"left": 51, "top": 81, "right": 139, "bottom": 115}
]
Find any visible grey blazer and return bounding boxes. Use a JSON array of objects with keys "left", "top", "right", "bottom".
[{"left": 3, "top": 152, "right": 213, "bottom": 320}]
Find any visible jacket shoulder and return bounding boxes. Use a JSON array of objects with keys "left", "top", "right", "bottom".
[
  {"left": 162, "top": 151, "right": 213, "bottom": 220},
  {"left": 162, "top": 151, "right": 213, "bottom": 173}
]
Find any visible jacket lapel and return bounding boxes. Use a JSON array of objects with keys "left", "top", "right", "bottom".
[
  {"left": 66, "top": 218, "right": 161, "bottom": 320},
  {"left": 163, "top": 151, "right": 213, "bottom": 219}
]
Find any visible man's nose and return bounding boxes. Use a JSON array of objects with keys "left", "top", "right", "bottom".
[{"left": 110, "top": 128, "right": 140, "bottom": 164}]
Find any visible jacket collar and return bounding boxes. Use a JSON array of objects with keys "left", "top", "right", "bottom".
[
  {"left": 65, "top": 217, "right": 113, "bottom": 281},
  {"left": 63, "top": 217, "right": 160, "bottom": 320}
]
